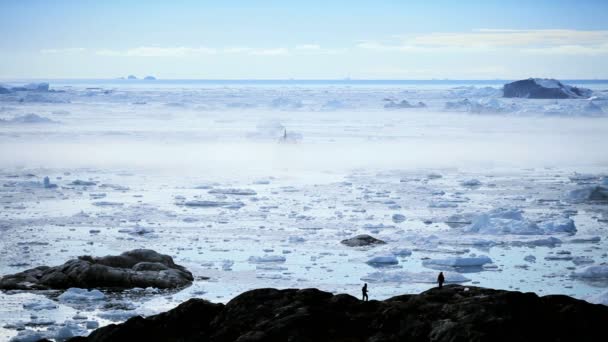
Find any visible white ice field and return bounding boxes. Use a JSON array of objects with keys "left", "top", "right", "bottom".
[{"left": 1, "top": 79, "right": 607, "bottom": 341}]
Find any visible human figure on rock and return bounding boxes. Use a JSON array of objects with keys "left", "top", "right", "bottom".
[
  {"left": 362, "top": 283, "right": 369, "bottom": 301},
  {"left": 437, "top": 272, "right": 445, "bottom": 289}
]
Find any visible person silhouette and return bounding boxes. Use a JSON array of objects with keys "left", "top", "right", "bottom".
[
  {"left": 437, "top": 272, "right": 445, "bottom": 289},
  {"left": 362, "top": 283, "right": 369, "bottom": 301}
]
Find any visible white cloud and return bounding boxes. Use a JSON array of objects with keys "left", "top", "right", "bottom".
[
  {"left": 249, "top": 48, "right": 290, "bottom": 56},
  {"left": 90, "top": 45, "right": 343, "bottom": 57},
  {"left": 358, "top": 29, "right": 608, "bottom": 55}
]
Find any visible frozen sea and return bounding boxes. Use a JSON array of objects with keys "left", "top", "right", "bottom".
[{"left": 0, "top": 79, "right": 607, "bottom": 341}]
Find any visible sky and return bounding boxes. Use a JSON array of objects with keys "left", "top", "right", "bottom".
[{"left": 1, "top": 0, "right": 607, "bottom": 79}]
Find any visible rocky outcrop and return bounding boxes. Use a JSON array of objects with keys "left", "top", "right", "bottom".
[
  {"left": 340, "top": 234, "right": 386, "bottom": 247},
  {"left": 70, "top": 285, "right": 608, "bottom": 342},
  {"left": 0, "top": 249, "right": 193, "bottom": 290},
  {"left": 503, "top": 78, "right": 592, "bottom": 99}
]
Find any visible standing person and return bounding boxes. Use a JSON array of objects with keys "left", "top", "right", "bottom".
[
  {"left": 437, "top": 272, "right": 445, "bottom": 289},
  {"left": 362, "top": 283, "right": 369, "bottom": 301}
]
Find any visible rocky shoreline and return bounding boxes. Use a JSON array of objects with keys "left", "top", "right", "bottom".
[{"left": 68, "top": 285, "right": 608, "bottom": 342}]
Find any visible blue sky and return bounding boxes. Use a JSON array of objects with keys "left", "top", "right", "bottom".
[{"left": 1, "top": 0, "right": 607, "bottom": 79}]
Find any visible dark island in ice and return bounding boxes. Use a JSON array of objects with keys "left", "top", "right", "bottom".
[
  {"left": 69, "top": 285, "right": 608, "bottom": 342},
  {"left": 503, "top": 78, "right": 592, "bottom": 99},
  {"left": 0, "top": 249, "right": 193, "bottom": 290}
]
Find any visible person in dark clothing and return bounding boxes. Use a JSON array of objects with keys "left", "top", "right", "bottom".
[
  {"left": 437, "top": 272, "right": 445, "bottom": 288},
  {"left": 362, "top": 283, "right": 369, "bottom": 301}
]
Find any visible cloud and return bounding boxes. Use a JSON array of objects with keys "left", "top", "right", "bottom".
[
  {"left": 91, "top": 44, "right": 344, "bottom": 57},
  {"left": 358, "top": 29, "right": 608, "bottom": 55}
]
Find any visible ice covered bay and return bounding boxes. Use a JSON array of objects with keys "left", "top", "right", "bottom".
[{"left": 0, "top": 80, "right": 607, "bottom": 340}]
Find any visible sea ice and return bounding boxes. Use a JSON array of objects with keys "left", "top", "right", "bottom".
[
  {"left": 572, "top": 265, "right": 608, "bottom": 279},
  {"left": 361, "top": 270, "right": 470, "bottom": 284},
  {"left": 58, "top": 288, "right": 105, "bottom": 302},
  {"left": 248, "top": 255, "right": 286, "bottom": 263},
  {"left": 366, "top": 255, "right": 398, "bottom": 266},
  {"left": 423, "top": 256, "right": 492, "bottom": 268}
]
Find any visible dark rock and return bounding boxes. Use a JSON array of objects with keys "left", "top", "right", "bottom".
[
  {"left": 73, "top": 285, "right": 608, "bottom": 342},
  {"left": 143, "top": 76, "right": 156, "bottom": 80},
  {"left": 503, "top": 78, "right": 592, "bottom": 99},
  {"left": 340, "top": 234, "right": 386, "bottom": 247},
  {"left": 0, "top": 85, "right": 11, "bottom": 94},
  {"left": 127, "top": 75, "right": 137, "bottom": 80},
  {"left": 0, "top": 249, "right": 193, "bottom": 290}
]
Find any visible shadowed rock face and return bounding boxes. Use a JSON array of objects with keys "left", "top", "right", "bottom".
[
  {"left": 70, "top": 285, "right": 608, "bottom": 342},
  {"left": 503, "top": 78, "right": 591, "bottom": 99},
  {"left": 340, "top": 234, "right": 386, "bottom": 247},
  {"left": 0, "top": 249, "right": 193, "bottom": 290}
]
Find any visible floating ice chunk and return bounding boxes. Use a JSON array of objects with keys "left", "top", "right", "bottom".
[
  {"left": 361, "top": 270, "right": 470, "bottom": 284},
  {"left": 288, "top": 236, "right": 305, "bottom": 243},
  {"left": 461, "top": 179, "right": 482, "bottom": 187},
  {"left": 572, "top": 256, "right": 594, "bottom": 265},
  {"left": 58, "top": 288, "right": 105, "bottom": 302},
  {"left": 183, "top": 200, "right": 244, "bottom": 209},
  {"left": 465, "top": 208, "right": 540, "bottom": 235},
  {"left": 366, "top": 255, "right": 398, "bottom": 266},
  {"left": 341, "top": 234, "right": 386, "bottom": 247},
  {"left": 9, "top": 330, "right": 47, "bottom": 342},
  {"left": 43, "top": 176, "right": 57, "bottom": 189},
  {"left": 572, "top": 265, "right": 608, "bottom": 279},
  {"left": 514, "top": 237, "right": 562, "bottom": 247},
  {"left": 4, "top": 113, "right": 58, "bottom": 124},
  {"left": 538, "top": 218, "right": 576, "bottom": 234},
  {"left": 389, "top": 248, "right": 412, "bottom": 256},
  {"left": 98, "top": 310, "right": 140, "bottom": 321},
  {"left": 428, "top": 201, "right": 458, "bottom": 208},
  {"left": 524, "top": 255, "right": 536, "bottom": 263},
  {"left": 23, "top": 299, "right": 58, "bottom": 311},
  {"left": 86, "top": 320, "right": 99, "bottom": 329},
  {"left": 209, "top": 188, "right": 257, "bottom": 196},
  {"left": 567, "top": 186, "right": 608, "bottom": 203},
  {"left": 248, "top": 255, "right": 286, "bottom": 263},
  {"left": 426, "top": 173, "right": 442, "bottom": 179},
  {"left": 423, "top": 256, "right": 492, "bottom": 267},
  {"left": 118, "top": 226, "right": 155, "bottom": 236},
  {"left": 566, "top": 236, "right": 601, "bottom": 244},
  {"left": 391, "top": 214, "right": 406, "bottom": 223},
  {"left": 71, "top": 180, "right": 96, "bottom": 186},
  {"left": 92, "top": 201, "right": 124, "bottom": 207},
  {"left": 586, "top": 290, "right": 608, "bottom": 306}
]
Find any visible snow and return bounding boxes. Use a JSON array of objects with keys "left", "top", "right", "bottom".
[{"left": 58, "top": 288, "right": 105, "bottom": 302}]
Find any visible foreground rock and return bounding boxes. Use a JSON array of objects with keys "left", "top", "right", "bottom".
[
  {"left": 340, "top": 234, "right": 386, "bottom": 247},
  {"left": 503, "top": 78, "right": 592, "bottom": 99},
  {"left": 0, "top": 249, "right": 193, "bottom": 290},
  {"left": 71, "top": 285, "right": 608, "bottom": 342}
]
